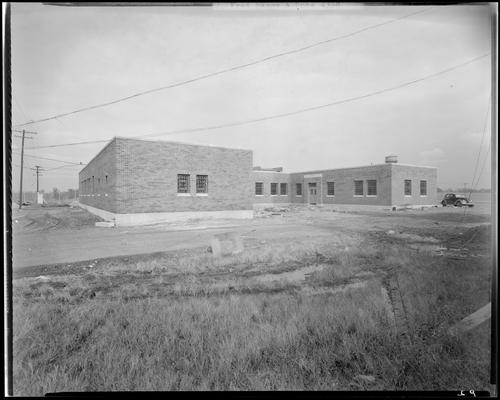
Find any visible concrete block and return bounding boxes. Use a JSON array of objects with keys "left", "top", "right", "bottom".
[
  {"left": 210, "top": 232, "right": 244, "bottom": 257},
  {"left": 448, "top": 302, "right": 491, "bottom": 335},
  {"left": 95, "top": 221, "right": 115, "bottom": 228}
]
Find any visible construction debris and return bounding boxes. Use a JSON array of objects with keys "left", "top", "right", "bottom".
[
  {"left": 210, "top": 232, "right": 244, "bottom": 257},
  {"left": 448, "top": 303, "right": 491, "bottom": 335}
]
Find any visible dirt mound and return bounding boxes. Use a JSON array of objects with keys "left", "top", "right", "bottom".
[{"left": 22, "top": 208, "right": 104, "bottom": 232}]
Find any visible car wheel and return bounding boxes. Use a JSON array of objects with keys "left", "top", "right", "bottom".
[
  {"left": 441, "top": 201, "right": 447, "bottom": 207},
  {"left": 455, "top": 200, "right": 464, "bottom": 207}
]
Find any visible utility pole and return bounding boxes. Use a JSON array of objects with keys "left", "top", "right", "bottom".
[
  {"left": 35, "top": 165, "right": 41, "bottom": 192},
  {"left": 18, "top": 130, "right": 25, "bottom": 209},
  {"left": 14, "top": 129, "right": 37, "bottom": 209},
  {"left": 31, "top": 165, "right": 44, "bottom": 205}
]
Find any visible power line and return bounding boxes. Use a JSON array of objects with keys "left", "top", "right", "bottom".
[
  {"left": 26, "top": 139, "right": 110, "bottom": 150},
  {"left": 12, "top": 163, "right": 34, "bottom": 171},
  {"left": 11, "top": 152, "right": 85, "bottom": 165},
  {"left": 12, "top": 129, "right": 38, "bottom": 134},
  {"left": 468, "top": 98, "right": 491, "bottom": 199},
  {"left": 13, "top": 7, "right": 434, "bottom": 128},
  {"left": 25, "top": 52, "right": 490, "bottom": 151},
  {"left": 473, "top": 143, "right": 491, "bottom": 191},
  {"left": 12, "top": 96, "right": 32, "bottom": 125},
  {"left": 45, "top": 164, "right": 84, "bottom": 171}
]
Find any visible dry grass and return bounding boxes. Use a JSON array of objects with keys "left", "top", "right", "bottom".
[{"left": 12, "top": 225, "right": 493, "bottom": 394}]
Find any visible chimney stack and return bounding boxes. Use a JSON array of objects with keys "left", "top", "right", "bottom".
[{"left": 385, "top": 155, "right": 398, "bottom": 164}]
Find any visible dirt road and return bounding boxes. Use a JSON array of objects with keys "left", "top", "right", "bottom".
[{"left": 11, "top": 204, "right": 492, "bottom": 271}]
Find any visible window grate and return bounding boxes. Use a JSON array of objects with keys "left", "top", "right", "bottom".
[
  {"left": 420, "top": 180, "right": 427, "bottom": 196},
  {"left": 196, "top": 175, "right": 208, "bottom": 193},
  {"left": 280, "top": 183, "right": 287, "bottom": 195},
  {"left": 177, "top": 174, "right": 190, "bottom": 193},
  {"left": 327, "top": 181, "right": 335, "bottom": 196},
  {"left": 354, "top": 180, "right": 363, "bottom": 196},
  {"left": 404, "top": 180, "right": 412, "bottom": 196},
  {"left": 296, "top": 183, "right": 302, "bottom": 196},
  {"left": 255, "top": 182, "right": 263, "bottom": 195},
  {"left": 271, "top": 183, "right": 278, "bottom": 195},
  {"left": 367, "top": 180, "right": 377, "bottom": 196}
]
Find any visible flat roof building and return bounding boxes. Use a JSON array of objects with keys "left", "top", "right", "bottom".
[{"left": 79, "top": 137, "right": 437, "bottom": 225}]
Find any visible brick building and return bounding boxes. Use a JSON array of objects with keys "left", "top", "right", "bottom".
[
  {"left": 252, "top": 157, "right": 437, "bottom": 208},
  {"left": 78, "top": 137, "right": 253, "bottom": 225},
  {"left": 79, "top": 138, "right": 437, "bottom": 225}
]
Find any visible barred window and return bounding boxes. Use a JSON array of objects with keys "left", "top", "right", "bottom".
[
  {"left": 404, "top": 180, "right": 412, "bottom": 196},
  {"left": 327, "top": 181, "right": 335, "bottom": 196},
  {"left": 420, "top": 180, "right": 427, "bottom": 196},
  {"left": 177, "top": 174, "right": 190, "bottom": 193},
  {"left": 196, "top": 175, "right": 208, "bottom": 193},
  {"left": 255, "top": 182, "right": 263, "bottom": 195},
  {"left": 280, "top": 183, "right": 287, "bottom": 195},
  {"left": 296, "top": 183, "right": 302, "bottom": 196},
  {"left": 271, "top": 183, "right": 278, "bottom": 195},
  {"left": 354, "top": 180, "right": 364, "bottom": 196},
  {"left": 367, "top": 180, "right": 377, "bottom": 196}
]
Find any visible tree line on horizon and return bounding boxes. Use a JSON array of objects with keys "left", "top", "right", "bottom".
[
  {"left": 437, "top": 187, "right": 491, "bottom": 193},
  {"left": 11, "top": 188, "right": 79, "bottom": 204}
]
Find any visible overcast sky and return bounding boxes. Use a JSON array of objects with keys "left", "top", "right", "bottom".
[{"left": 10, "top": 3, "right": 494, "bottom": 192}]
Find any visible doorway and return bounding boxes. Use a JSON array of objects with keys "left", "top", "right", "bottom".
[{"left": 308, "top": 182, "right": 318, "bottom": 205}]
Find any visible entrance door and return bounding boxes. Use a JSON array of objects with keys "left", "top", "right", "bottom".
[{"left": 308, "top": 182, "right": 318, "bottom": 205}]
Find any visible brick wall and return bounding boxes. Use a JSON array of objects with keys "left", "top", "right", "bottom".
[
  {"left": 252, "top": 164, "right": 436, "bottom": 207},
  {"left": 289, "top": 165, "right": 393, "bottom": 206},
  {"left": 113, "top": 138, "right": 253, "bottom": 213},
  {"left": 80, "top": 138, "right": 437, "bottom": 214},
  {"left": 78, "top": 138, "right": 118, "bottom": 212},
  {"left": 252, "top": 171, "right": 292, "bottom": 204},
  {"left": 390, "top": 164, "right": 437, "bottom": 206}
]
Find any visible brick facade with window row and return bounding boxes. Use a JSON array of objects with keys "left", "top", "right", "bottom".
[
  {"left": 79, "top": 137, "right": 253, "bottom": 213},
  {"left": 252, "top": 163, "right": 436, "bottom": 206},
  {"left": 79, "top": 138, "right": 437, "bottom": 217}
]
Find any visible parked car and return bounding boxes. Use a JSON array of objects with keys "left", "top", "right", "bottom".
[{"left": 441, "top": 193, "right": 474, "bottom": 207}]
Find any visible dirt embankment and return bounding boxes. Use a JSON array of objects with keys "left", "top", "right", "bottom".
[{"left": 14, "top": 206, "right": 103, "bottom": 232}]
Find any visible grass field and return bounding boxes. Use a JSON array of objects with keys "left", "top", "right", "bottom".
[{"left": 12, "top": 208, "right": 493, "bottom": 393}]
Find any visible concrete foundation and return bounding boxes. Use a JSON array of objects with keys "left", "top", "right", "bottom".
[{"left": 77, "top": 202, "right": 253, "bottom": 226}]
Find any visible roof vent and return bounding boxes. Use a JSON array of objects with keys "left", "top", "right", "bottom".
[
  {"left": 254, "top": 167, "right": 283, "bottom": 172},
  {"left": 385, "top": 155, "right": 398, "bottom": 164}
]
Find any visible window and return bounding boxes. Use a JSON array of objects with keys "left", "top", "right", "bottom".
[
  {"left": 196, "top": 175, "right": 208, "bottom": 194},
  {"left": 255, "top": 182, "right": 263, "bottom": 195},
  {"left": 177, "top": 174, "right": 190, "bottom": 193},
  {"left": 105, "top": 175, "right": 108, "bottom": 184},
  {"left": 354, "top": 180, "right": 364, "bottom": 196},
  {"left": 404, "top": 179, "right": 412, "bottom": 196},
  {"left": 420, "top": 180, "right": 427, "bottom": 196},
  {"left": 327, "top": 181, "right": 335, "bottom": 196},
  {"left": 92, "top": 176, "right": 95, "bottom": 193},
  {"left": 367, "top": 180, "right": 377, "bottom": 196},
  {"left": 296, "top": 183, "right": 302, "bottom": 196},
  {"left": 280, "top": 183, "right": 287, "bottom": 195},
  {"left": 271, "top": 183, "right": 278, "bottom": 195}
]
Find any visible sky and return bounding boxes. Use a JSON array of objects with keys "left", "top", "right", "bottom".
[{"left": 9, "top": 3, "right": 494, "bottom": 192}]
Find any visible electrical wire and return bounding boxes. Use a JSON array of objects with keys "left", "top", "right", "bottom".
[
  {"left": 13, "top": 7, "right": 434, "bottom": 128},
  {"left": 45, "top": 164, "right": 85, "bottom": 171},
  {"left": 25, "top": 52, "right": 490, "bottom": 151},
  {"left": 11, "top": 152, "right": 85, "bottom": 165},
  {"left": 468, "top": 98, "right": 491, "bottom": 199},
  {"left": 472, "top": 143, "right": 491, "bottom": 192}
]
